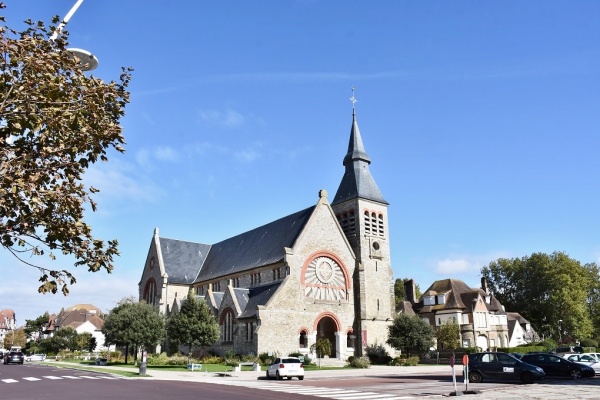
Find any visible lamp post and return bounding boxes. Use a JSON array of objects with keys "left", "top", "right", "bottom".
[
  {"left": 472, "top": 298, "right": 477, "bottom": 350},
  {"left": 558, "top": 319, "right": 562, "bottom": 343},
  {"left": 50, "top": 0, "right": 99, "bottom": 71}
]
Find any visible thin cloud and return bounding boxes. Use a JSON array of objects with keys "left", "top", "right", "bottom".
[
  {"left": 434, "top": 251, "right": 511, "bottom": 276},
  {"left": 235, "top": 148, "right": 261, "bottom": 163},
  {"left": 85, "top": 162, "right": 165, "bottom": 204},
  {"left": 197, "top": 108, "right": 245, "bottom": 128}
]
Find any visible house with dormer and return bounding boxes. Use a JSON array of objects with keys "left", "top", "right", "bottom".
[
  {"left": 138, "top": 106, "right": 396, "bottom": 359},
  {"left": 401, "top": 278, "right": 511, "bottom": 351}
]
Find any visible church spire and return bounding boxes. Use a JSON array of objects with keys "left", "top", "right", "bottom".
[{"left": 332, "top": 89, "right": 387, "bottom": 206}]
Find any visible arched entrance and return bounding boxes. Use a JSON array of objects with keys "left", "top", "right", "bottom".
[
  {"left": 476, "top": 335, "right": 488, "bottom": 351},
  {"left": 316, "top": 316, "right": 337, "bottom": 357}
]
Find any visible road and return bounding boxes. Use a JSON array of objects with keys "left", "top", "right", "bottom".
[
  {"left": 0, "top": 363, "right": 321, "bottom": 400},
  {"left": 2, "top": 361, "right": 599, "bottom": 400}
]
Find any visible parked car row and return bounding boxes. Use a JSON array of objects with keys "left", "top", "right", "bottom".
[
  {"left": 2, "top": 352, "right": 47, "bottom": 365},
  {"left": 467, "top": 351, "right": 597, "bottom": 384}
]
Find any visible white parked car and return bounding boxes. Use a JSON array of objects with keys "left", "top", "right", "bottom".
[
  {"left": 266, "top": 357, "right": 304, "bottom": 380},
  {"left": 565, "top": 354, "right": 600, "bottom": 375},
  {"left": 25, "top": 354, "right": 46, "bottom": 362}
]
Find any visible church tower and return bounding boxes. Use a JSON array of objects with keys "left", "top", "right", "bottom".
[{"left": 331, "top": 95, "right": 395, "bottom": 355}]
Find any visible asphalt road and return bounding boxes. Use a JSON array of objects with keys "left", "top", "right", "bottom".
[
  {"left": 3, "top": 362, "right": 599, "bottom": 400},
  {"left": 0, "top": 363, "right": 322, "bottom": 400}
]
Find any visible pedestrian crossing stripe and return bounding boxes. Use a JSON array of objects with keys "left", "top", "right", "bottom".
[
  {"left": 22, "top": 377, "right": 41, "bottom": 381},
  {"left": 1, "top": 379, "right": 18, "bottom": 383},
  {"left": 43, "top": 376, "right": 63, "bottom": 380},
  {"left": 204, "top": 380, "right": 418, "bottom": 399}
]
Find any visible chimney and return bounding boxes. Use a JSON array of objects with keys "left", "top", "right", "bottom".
[
  {"left": 481, "top": 277, "right": 489, "bottom": 294},
  {"left": 404, "top": 279, "right": 416, "bottom": 305}
]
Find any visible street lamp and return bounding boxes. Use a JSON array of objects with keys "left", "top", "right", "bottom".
[
  {"left": 472, "top": 298, "right": 477, "bottom": 350},
  {"left": 558, "top": 319, "right": 563, "bottom": 343},
  {"left": 50, "top": 0, "right": 99, "bottom": 71}
]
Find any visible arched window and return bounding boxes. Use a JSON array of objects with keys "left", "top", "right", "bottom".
[
  {"left": 143, "top": 279, "right": 157, "bottom": 305},
  {"left": 378, "top": 214, "right": 384, "bottom": 236},
  {"left": 221, "top": 309, "right": 235, "bottom": 342},
  {"left": 299, "top": 330, "right": 308, "bottom": 348},
  {"left": 364, "top": 211, "right": 371, "bottom": 234},
  {"left": 346, "top": 330, "right": 355, "bottom": 349}
]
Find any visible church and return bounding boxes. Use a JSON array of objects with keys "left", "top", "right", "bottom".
[{"left": 138, "top": 104, "right": 395, "bottom": 360}]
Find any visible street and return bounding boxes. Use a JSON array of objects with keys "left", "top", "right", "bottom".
[
  {"left": 0, "top": 363, "right": 320, "bottom": 400},
  {"left": 1, "top": 362, "right": 599, "bottom": 400}
]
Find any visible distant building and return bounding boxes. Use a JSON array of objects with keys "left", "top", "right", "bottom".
[
  {"left": 138, "top": 107, "right": 396, "bottom": 359},
  {"left": 0, "top": 309, "right": 16, "bottom": 350},
  {"left": 47, "top": 304, "right": 110, "bottom": 352},
  {"left": 400, "top": 278, "right": 511, "bottom": 351}
]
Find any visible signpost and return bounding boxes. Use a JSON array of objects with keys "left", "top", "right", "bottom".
[
  {"left": 463, "top": 354, "right": 469, "bottom": 392},
  {"left": 450, "top": 355, "right": 457, "bottom": 392}
]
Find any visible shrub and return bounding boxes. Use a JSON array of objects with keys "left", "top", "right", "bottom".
[
  {"left": 241, "top": 354, "right": 260, "bottom": 363},
  {"left": 259, "top": 351, "right": 278, "bottom": 365},
  {"left": 580, "top": 338, "right": 598, "bottom": 348},
  {"left": 224, "top": 358, "right": 239, "bottom": 367},
  {"left": 200, "top": 355, "right": 223, "bottom": 364},
  {"left": 347, "top": 356, "right": 370, "bottom": 369},
  {"left": 147, "top": 352, "right": 170, "bottom": 366},
  {"left": 365, "top": 343, "right": 392, "bottom": 365},
  {"left": 224, "top": 349, "right": 237, "bottom": 360},
  {"left": 388, "top": 355, "right": 419, "bottom": 366},
  {"left": 167, "top": 354, "right": 189, "bottom": 365},
  {"left": 404, "top": 356, "right": 419, "bottom": 366}
]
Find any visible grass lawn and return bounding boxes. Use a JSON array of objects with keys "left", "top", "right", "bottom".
[{"left": 51, "top": 360, "right": 350, "bottom": 375}]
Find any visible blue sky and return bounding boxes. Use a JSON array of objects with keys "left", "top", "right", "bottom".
[{"left": 1, "top": 1, "right": 599, "bottom": 326}]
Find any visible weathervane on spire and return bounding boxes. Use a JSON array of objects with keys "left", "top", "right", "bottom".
[{"left": 350, "top": 86, "right": 357, "bottom": 114}]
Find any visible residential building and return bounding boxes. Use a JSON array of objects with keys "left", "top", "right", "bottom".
[
  {"left": 401, "top": 278, "right": 510, "bottom": 351},
  {"left": 47, "top": 304, "right": 109, "bottom": 352},
  {"left": 0, "top": 309, "right": 16, "bottom": 349}
]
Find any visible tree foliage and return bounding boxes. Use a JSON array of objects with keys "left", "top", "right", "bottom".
[
  {"left": 481, "top": 252, "right": 599, "bottom": 341},
  {"left": 24, "top": 312, "right": 49, "bottom": 340},
  {"left": 311, "top": 338, "right": 332, "bottom": 358},
  {"left": 0, "top": 4, "right": 132, "bottom": 294},
  {"left": 167, "top": 290, "right": 220, "bottom": 361},
  {"left": 437, "top": 320, "right": 460, "bottom": 350},
  {"left": 394, "top": 278, "right": 422, "bottom": 308},
  {"left": 102, "top": 298, "right": 165, "bottom": 353},
  {"left": 387, "top": 314, "right": 435, "bottom": 356},
  {"left": 3, "top": 327, "right": 26, "bottom": 349}
]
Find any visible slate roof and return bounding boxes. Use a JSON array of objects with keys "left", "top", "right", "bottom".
[
  {"left": 159, "top": 238, "right": 211, "bottom": 284},
  {"left": 54, "top": 306, "right": 104, "bottom": 331},
  {"left": 417, "top": 279, "right": 476, "bottom": 313},
  {"left": 194, "top": 206, "right": 315, "bottom": 282},
  {"left": 238, "top": 282, "right": 282, "bottom": 319},
  {"left": 332, "top": 112, "right": 387, "bottom": 205},
  {"left": 233, "top": 288, "right": 250, "bottom": 312}
]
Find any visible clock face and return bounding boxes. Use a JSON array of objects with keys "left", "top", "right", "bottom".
[{"left": 303, "top": 256, "right": 347, "bottom": 301}]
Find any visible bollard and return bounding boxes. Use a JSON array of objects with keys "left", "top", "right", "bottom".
[{"left": 139, "top": 361, "right": 147, "bottom": 375}]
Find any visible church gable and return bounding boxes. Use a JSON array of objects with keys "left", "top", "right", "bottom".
[{"left": 270, "top": 190, "right": 356, "bottom": 307}]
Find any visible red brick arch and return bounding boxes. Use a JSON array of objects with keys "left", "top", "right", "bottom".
[
  {"left": 300, "top": 251, "right": 352, "bottom": 290},
  {"left": 313, "top": 312, "right": 342, "bottom": 332}
]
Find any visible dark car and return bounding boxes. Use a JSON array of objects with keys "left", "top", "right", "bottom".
[
  {"left": 521, "top": 353, "right": 595, "bottom": 379},
  {"left": 3, "top": 351, "right": 24, "bottom": 365},
  {"left": 468, "top": 352, "right": 545, "bottom": 384}
]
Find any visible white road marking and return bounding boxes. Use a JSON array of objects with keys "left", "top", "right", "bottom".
[
  {"left": 43, "top": 376, "right": 63, "bottom": 380},
  {"left": 22, "top": 377, "right": 42, "bottom": 381},
  {"left": 1, "top": 379, "right": 18, "bottom": 383}
]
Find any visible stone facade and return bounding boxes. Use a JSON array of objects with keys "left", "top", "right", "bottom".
[{"left": 138, "top": 109, "right": 395, "bottom": 359}]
